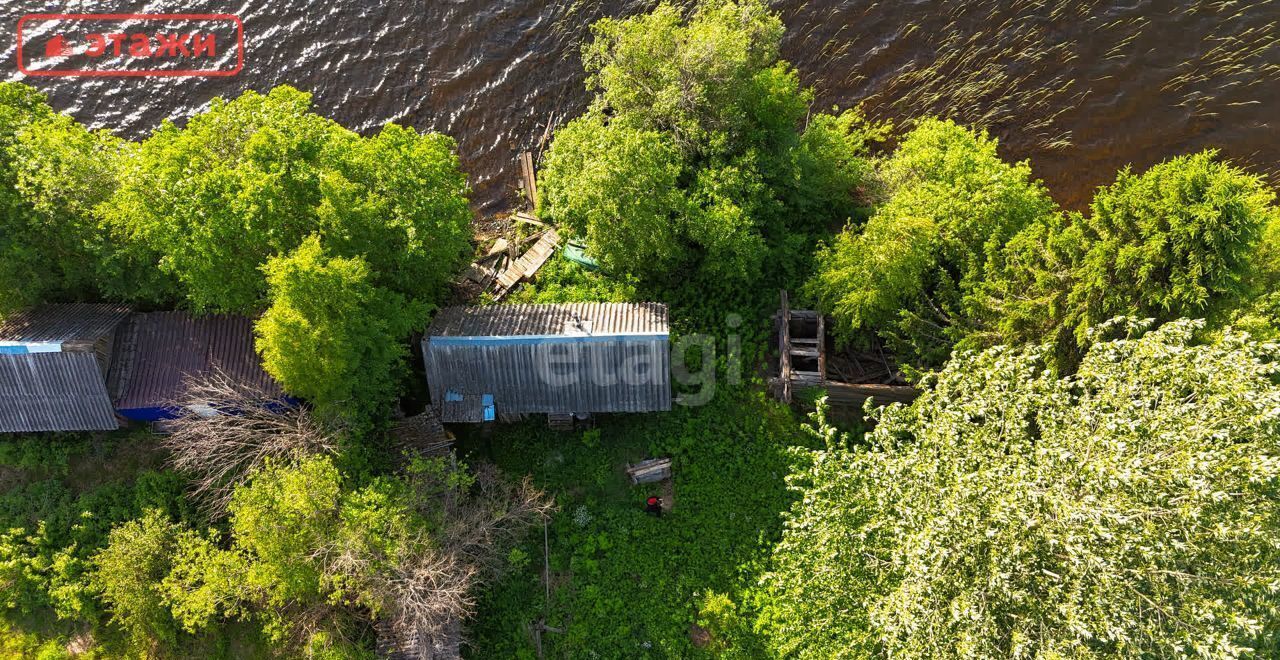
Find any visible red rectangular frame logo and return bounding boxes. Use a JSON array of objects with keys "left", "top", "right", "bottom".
[{"left": 16, "top": 13, "right": 244, "bottom": 77}]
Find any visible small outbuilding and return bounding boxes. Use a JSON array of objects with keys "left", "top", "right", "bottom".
[
  {"left": 110, "top": 312, "right": 285, "bottom": 421},
  {"left": 0, "top": 303, "right": 131, "bottom": 433},
  {"left": 422, "top": 303, "right": 671, "bottom": 423}
]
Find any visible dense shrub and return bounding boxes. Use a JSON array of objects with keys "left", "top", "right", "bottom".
[
  {"left": 979, "top": 149, "right": 1280, "bottom": 361},
  {"left": 0, "top": 81, "right": 474, "bottom": 433}
]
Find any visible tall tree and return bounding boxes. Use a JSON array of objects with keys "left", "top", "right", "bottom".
[
  {"left": 977, "top": 149, "right": 1279, "bottom": 362},
  {"left": 540, "top": 0, "right": 885, "bottom": 292},
  {"left": 807, "top": 117, "right": 1057, "bottom": 365},
  {"left": 104, "top": 86, "right": 471, "bottom": 314},
  {"left": 0, "top": 83, "right": 138, "bottom": 312},
  {"left": 759, "top": 319, "right": 1280, "bottom": 658},
  {"left": 254, "top": 236, "right": 420, "bottom": 428}
]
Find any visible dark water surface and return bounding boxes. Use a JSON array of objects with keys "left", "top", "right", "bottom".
[{"left": 4, "top": 0, "right": 1278, "bottom": 215}]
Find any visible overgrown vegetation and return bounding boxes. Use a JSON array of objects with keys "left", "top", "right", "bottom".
[
  {"left": 3, "top": 0, "right": 1280, "bottom": 657},
  {"left": 538, "top": 0, "right": 888, "bottom": 307},
  {"left": 758, "top": 320, "right": 1280, "bottom": 658},
  {"left": 0, "top": 83, "right": 472, "bottom": 428}
]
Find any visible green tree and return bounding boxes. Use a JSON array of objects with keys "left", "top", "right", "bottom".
[
  {"left": 1069, "top": 151, "right": 1276, "bottom": 336},
  {"left": 807, "top": 118, "right": 1056, "bottom": 365},
  {"left": 255, "top": 236, "right": 421, "bottom": 427},
  {"left": 104, "top": 86, "right": 471, "bottom": 314},
  {"left": 0, "top": 83, "right": 139, "bottom": 312},
  {"left": 540, "top": 0, "right": 884, "bottom": 292},
  {"left": 539, "top": 116, "right": 688, "bottom": 279},
  {"left": 103, "top": 86, "right": 336, "bottom": 313},
  {"left": 90, "top": 510, "right": 183, "bottom": 648},
  {"left": 162, "top": 455, "right": 409, "bottom": 647},
  {"left": 978, "top": 150, "right": 1279, "bottom": 362},
  {"left": 759, "top": 319, "right": 1280, "bottom": 658}
]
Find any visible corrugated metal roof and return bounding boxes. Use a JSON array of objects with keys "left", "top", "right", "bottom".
[
  {"left": 112, "top": 312, "right": 284, "bottom": 410},
  {"left": 0, "top": 304, "right": 130, "bottom": 343},
  {"left": 422, "top": 333, "right": 672, "bottom": 421},
  {"left": 427, "top": 303, "right": 669, "bottom": 338},
  {"left": 0, "top": 352, "right": 119, "bottom": 432}
]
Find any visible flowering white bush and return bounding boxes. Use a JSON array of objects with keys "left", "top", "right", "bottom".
[{"left": 759, "top": 319, "right": 1280, "bottom": 659}]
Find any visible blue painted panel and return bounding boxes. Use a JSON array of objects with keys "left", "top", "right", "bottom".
[
  {"left": 0, "top": 346, "right": 27, "bottom": 354},
  {"left": 117, "top": 397, "right": 301, "bottom": 422}
]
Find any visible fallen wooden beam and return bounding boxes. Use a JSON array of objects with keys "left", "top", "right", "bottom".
[
  {"left": 822, "top": 382, "right": 920, "bottom": 408},
  {"left": 518, "top": 151, "right": 538, "bottom": 208},
  {"left": 514, "top": 211, "right": 545, "bottom": 227}
]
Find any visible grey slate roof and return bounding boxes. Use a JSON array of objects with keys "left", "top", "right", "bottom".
[
  {"left": 0, "top": 304, "right": 129, "bottom": 433},
  {"left": 0, "top": 303, "right": 130, "bottom": 343},
  {"left": 0, "top": 353, "right": 119, "bottom": 432},
  {"left": 427, "top": 303, "right": 668, "bottom": 338},
  {"left": 111, "top": 312, "right": 283, "bottom": 410}
]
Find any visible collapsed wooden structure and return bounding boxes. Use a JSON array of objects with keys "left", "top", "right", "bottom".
[
  {"left": 457, "top": 152, "right": 561, "bottom": 300},
  {"left": 772, "top": 291, "right": 920, "bottom": 412}
]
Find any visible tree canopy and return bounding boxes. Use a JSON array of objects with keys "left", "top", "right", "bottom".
[
  {"left": 759, "top": 319, "right": 1280, "bottom": 658},
  {"left": 807, "top": 118, "right": 1056, "bottom": 365},
  {"left": 539, "top": 0, "right": 887, "bottom": 295},
  {"left": 0, "top": 81, "right": 474, "bottom": 426},
  {"left": 103, "top": 86, "right": 471, "bottom": 315},
  {"left": 255, "top": 236, "right": 421, "bottom": 427},
  {"left": 0, "top": 85, "right": 134, "bottom": 313},
  {"left": 976, "top": 149, "right": 1280, "bottom": 364}
]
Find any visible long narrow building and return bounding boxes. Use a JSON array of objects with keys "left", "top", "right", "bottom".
[
  {"left": 422, "top": 303, "right": 672, "bottom": 423},
  {"left": 0, "top": 304, "right": 131, "bottom": 432}
]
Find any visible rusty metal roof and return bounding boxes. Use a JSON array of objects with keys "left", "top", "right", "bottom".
[
  {"left": 0, "top": 352, "right": 119, "bottom": 432},
  {"left": 112, "top": 312, "right": 283, "bottom": 410},
  {"left": 426, "top": 303, "right": 669, "bottom": 338},
  {"left": 0, "top": 304, "right": 130, "bottom": 344}
]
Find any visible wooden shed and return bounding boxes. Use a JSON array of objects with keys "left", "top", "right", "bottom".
[
  {"left": 422, "top": 303, "right": 672, "bottom": 423},
  {"left": 0, "top": 304, "right": 131, "bottom": 432}
]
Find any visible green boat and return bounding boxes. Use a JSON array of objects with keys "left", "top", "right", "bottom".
[{"left": 563, "top": 240, "right": 601, "bottom": 270}]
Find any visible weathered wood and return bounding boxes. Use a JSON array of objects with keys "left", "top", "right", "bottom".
[
  {"left": 518, "top": 151, "right": 538, "bottom": 207},
  {"left": 823, "top": 382, "right": 920, "bottom": 408},
  {"left": 817, "top": 314, "right": 827, "bottom": 386},
  {"left": 514, "top": 211, "right": 545, "bottom": 227},
  {"left": 626, "top": 457, "right": 672, "bottom": 485},
  {"left": 493, "top": 229, "right": 560, "bottom": 299},
  {"left": 547, "top": 412, "right": 574, "bottom": 431},
  {"left": 779, "top": 290, "right": 792, "bottom": 403}
]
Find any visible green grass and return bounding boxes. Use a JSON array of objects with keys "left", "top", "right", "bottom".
[{"left": 464, "top": 386, "right": 817, "bottom": 658}]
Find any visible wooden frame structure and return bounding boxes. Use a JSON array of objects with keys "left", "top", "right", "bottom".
[{"left": 773, "top": 290, "right": 920, "bottom": 410}]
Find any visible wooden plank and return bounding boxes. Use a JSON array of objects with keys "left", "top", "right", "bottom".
[
  {"left": 626, "top": 458, "right": 672, "bottom": 484},
  {"left": 519, "top": 151, "right": 538, "bottom": 207},
  {"left": 779, "top": 290, "right": 792, "bottom": 403},
  {"left": 514, "top": 211, "right": 545, "bottom": 227},
  {"left": 817, "top": 313, "right": 827, "bottom": 384},
  {"left": 823, "top": 382, "right": 920, "bottom": 407},
  {"left": 492, "top": 229, "right": 561, "bottom": 299}
]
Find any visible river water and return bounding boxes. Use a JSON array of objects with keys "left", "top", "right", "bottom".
[{"left": 4, "top": 0, "right": 1278, "bottom": 215}]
